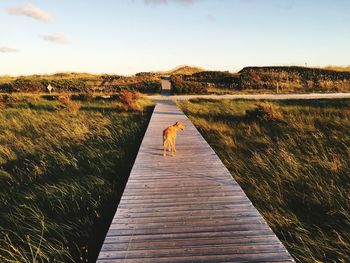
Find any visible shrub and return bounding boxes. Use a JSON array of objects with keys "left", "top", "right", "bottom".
[
  {"left": 48, "top": 79, "right": 87, "bottom": 92},
  {"left": 119, "top": 90, "right": 140, "bottom": 111},
  {"left": 239, "top": 66, "right": 350, "bottom": 92},
  {"left": 170, "top": 75, "right": 208, "bottom": 94},
  {"left": 138, "top": 80, "right": 162, "bottom": 94},
  {"left": 0, "top": 83, "right": 13, "bottom": 93},
  {"left": 186, "top": 71, "right": 241, "bottom": 90}
]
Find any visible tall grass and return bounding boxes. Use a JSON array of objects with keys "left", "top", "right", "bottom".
[
  {"left": 0, "top": 94, "right": 153, "bottom": 262},
  {"left": 179, "top": 98, "right": 350, "bottom": 263}
]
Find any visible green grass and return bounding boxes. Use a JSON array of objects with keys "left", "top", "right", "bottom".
[
  {"left": 0, "top": 94, "right": 153, "bottom": 262},
  {"left": 178, "top": 98, "right": 350, "bottom": 263}
]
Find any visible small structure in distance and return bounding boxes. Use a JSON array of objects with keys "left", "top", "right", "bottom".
[{"left": 47, "top": 84, "right": 54, "bottom": 94}]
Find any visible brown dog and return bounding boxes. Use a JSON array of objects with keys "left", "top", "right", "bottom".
[{"left": 163, "top": 122, "right": 186, "bottom": 157}]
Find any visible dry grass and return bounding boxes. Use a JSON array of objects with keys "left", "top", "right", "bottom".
[
  {"left": 57, "top": 93, "right": 82, "bottom": 112},
  {"left": 246, "top": 102, "right": 285, "bottom": 123},
  {"left": 0, "top": 93, "right": 153, "bottom": 262},
  {"left": 0, "top": 95, "right": 8, "bottom": 109},
  {"left": 179, "top": 98, "right": 350, "bottom": 263}
]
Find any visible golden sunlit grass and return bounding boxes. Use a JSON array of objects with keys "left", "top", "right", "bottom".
[
  {"left": 179, "top": 98, "right": 350, "bottom": 263},
  {"left": 0, "top": 93, "right": 153, "bottom": 262}
]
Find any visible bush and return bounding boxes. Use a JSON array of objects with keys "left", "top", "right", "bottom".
[
  {"left": 137, "top": 80, "right": 162, "bottom": 94},
  {"left": 119, "top": 90, "right": 140, "bottom": 111},
  {"left": 0, "top": 83, "right": 13, "bottom": 93},
  {"left": 170, "top": 75, "right": 208, "bottom": 94},
  {"left": 192, "top": 71, "right": 240, "bottom": 86},
  {"left": 239, "top": 66, "right": 350, "bottom": 92},
  {"left": 11, "top": 78, "right": 45, "bottom": 92}
]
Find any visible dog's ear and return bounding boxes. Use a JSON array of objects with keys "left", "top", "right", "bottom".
[{"left": 175, "top": 122, "right": 179, "bottom": 125}]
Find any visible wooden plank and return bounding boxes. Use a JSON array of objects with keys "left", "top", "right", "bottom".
[
  {"left": 103, "top": 229, "right": 280, "bottom": 243},
  {"left": 101, "top": 235, "right": 281, "bottom": 251},
  {"left": 97, "top": 80, "right": 294, "bottom": 262},
  {"left": 108, "top": 217, "right": 266, "bottom": 231},
  {"left": 97, "top": 253, "right": 294, "bottom": 263},
  {"left": 105, "top": 223, "right": 272, "bottom": 237},
  {"left": 98, "top": 251, "right": 291, "bottom": 261},
  {"left": 115, "top": 203, "right": 256, "bottom": 214},
  {"left": 113, "top": 210, "right": 260, "bottom": 222}
]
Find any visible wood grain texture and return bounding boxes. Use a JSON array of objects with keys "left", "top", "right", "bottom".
[{"left": 97, "top": 81, "right": 294, "bottom": 262}]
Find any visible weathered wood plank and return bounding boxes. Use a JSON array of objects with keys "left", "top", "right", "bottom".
[
  {"left": 103, "top": 229, "right": 280, "bottom": 243},
  {"left": 101, "top": 235, "right": 281, "bottom": 251},
  {"left": 97, "top": 253, "right": 294, "bottom": 263},
  {"left": 97, "top": 80, "right": 294, "bottom": 262}
]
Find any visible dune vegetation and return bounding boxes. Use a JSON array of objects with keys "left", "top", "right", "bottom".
[
  {"left": 179, "top": 98, "right": 350, "bottom": 262},
  {"left": 0, "top": 73, "right": 162, "bottom": 94},
  {"left": 0, "top": 92, "right": 153, "bottom": 262},
  {"left": 159, "top": 65, "right": 205, "bottom": 75},
  {"left": 171, "top": 66, "right": 350, "bottom": 95},
  {"left": 325, "top": 66, "right": 350, "bottom": 72},
  {"left": 3, "top": 65, "right": 350, "bottom": 96}
]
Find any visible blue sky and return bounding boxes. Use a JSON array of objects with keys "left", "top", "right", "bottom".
[{"left": 0, "top": 0, "right": 349, "bottom": 75}]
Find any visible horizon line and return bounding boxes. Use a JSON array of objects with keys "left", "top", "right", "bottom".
[{"left": 1, "top": 63, "right": 350, "bottom": 77}]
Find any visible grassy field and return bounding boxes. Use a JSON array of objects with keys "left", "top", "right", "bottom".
[
  {"left": 0, "top": 93, "right": 153, "bottom": 262},
  {"left": 179, "top": 98, "right": 350, "bottom": 263}
]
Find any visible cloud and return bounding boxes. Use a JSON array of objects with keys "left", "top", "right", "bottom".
[
  {"left": 7, "top": 4, "right": 52, "bottom": 22},
  {"left": 144, "top": 0, "right": 196, "bottom": 5},
  {"left": 205, "top": 14, "right": 216, "bottom": 22},
  {"left": 276, "top": 0, "right": 294, "bottom": 10},
  {"left": 41, "top": 33, "right": 70, "bottom": 44},
  {"left": 239, "top": 0, "right": 294, "bottom": 10},
  {"left": 0, "top": 47, "right": 19, "bottom": 53}
]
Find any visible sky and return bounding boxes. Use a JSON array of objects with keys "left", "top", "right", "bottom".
[{"left": 0, "top": 0, "right": 349, "bottom": 75}]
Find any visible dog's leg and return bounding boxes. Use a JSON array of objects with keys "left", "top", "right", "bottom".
[
  {"left": 170, "top": 139, "right": 175, "bottom": 157},
  {"left": 163, "top": 139, "right": 167, "bottom": 157},
  {"left": 173, "top": 135, "right": 177, "bottom": 152},
  {"left": 167, "top": 140, "right": 171, "bottom": 152}
]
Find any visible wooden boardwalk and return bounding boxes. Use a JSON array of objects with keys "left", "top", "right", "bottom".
[{"left": 97, "top": 81, "right": 294, "bottom": 262}]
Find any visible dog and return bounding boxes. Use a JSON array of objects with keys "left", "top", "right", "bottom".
[{"left": 163, "top": 122, "right": 186, "bottom": 157}]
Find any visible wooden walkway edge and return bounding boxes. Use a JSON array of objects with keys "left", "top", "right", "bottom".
[{"left": 97, "top": 81, "right": 294, "bottom": 262}]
